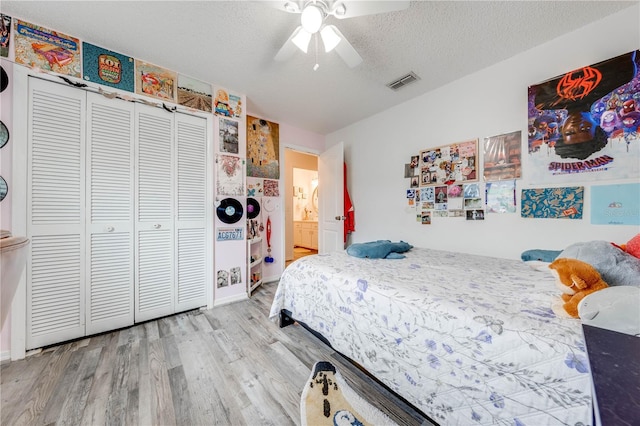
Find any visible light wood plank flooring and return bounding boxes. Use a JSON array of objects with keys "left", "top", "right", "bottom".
[{"left": 1, "top": 282, "right": 435, "bottom": 425}]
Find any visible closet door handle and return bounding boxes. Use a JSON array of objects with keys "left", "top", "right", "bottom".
[
  {"left": 154, "top": 224, "right": 162, "bottom": 229},
  {"left": 106, "top": 226, "right": 115, "bottom": 232}
]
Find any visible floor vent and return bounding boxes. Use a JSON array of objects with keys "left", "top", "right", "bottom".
[{"left": 386, "top": 72, "right": 420, "bottom": 91}]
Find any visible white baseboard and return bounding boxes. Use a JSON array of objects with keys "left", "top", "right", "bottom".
[
  {"left": 213, "top": 293, "right": 249, "bottom": 307},
  {"left": 0, "top": 350, "right": 10, "bottom": 364}
]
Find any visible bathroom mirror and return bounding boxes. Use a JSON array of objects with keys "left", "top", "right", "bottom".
[{"left": 312, "top": 186, "right": 318, "bottom": 212}]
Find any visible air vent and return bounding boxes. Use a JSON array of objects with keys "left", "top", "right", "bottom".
[{"left": 386, "top": 72, "right": 420, "bottom": 91}]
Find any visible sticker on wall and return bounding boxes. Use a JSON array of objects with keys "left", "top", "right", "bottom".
[
  {"left": 178, "top": 74, "right": 212, "bottom": 112},
  {"left": 527, "top": 50, "right": 640, "bottom": 183},
  {"left": 521, "top": 186, "right": 584, "bottom": 219},
  {"left": 0, "top": 120, "right": 8, "bottom": 149},
  {"left": 216, "top": 155, "right": 244, "bottom": 196},
  {"left": 219, "top": 117, "right": 239, "bottom": 154},
  {"left": 14, "top": 19, "right": 81, "bottom": 77},
  {"left": 134, "top": 60, "right": 177, "bottom": 102},
  {"left": 1, "top": 14, "right": 11, "bottom": 58},
  {"left": 591, "top": 183, "right": 640, "bottom": 225},
  {"left": 82, "top": 42, "right": 134, "bottom": 92},
  {"left": 247, "top": 115, "right": 280, "bottom": 179}
]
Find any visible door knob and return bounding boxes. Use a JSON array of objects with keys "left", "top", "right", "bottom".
[{"left": 335, "top": 216, "right": 346, "bottom": 220}]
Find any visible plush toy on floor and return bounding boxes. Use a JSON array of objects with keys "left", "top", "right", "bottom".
[{"left": 549, "top": 258, "right": 609, "bottom": 318}]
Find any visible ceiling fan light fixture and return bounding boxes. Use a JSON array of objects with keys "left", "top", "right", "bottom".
[
  {"left": 284, "top": 1, "right": 299, "bottom": 13},
  {"left": 300, "top": 4, "right": 324, "bottom": 33},
  {"left": 320, "top": 25, "right": 341, "bottom": 52},
  {"left": 291, "top": 27, "right": 312, "bottom": 53}
]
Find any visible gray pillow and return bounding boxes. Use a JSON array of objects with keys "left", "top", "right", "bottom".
[{"left": 558, "top": 240, "right": 640, "bottom": 287}]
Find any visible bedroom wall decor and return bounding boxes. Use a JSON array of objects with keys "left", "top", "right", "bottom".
[
  {"left": 247, "top": 115, "right": 280, "bottom": 179},
  {"left": 177, "top": 74, "right": 212, "bottom": 112},
  {"left": 521, "top": 186, "right": 584, "bottom": 219},
  {"left": 218, "top": 117, "right": 239, "bottom": 154},
  {"left": 483, "top": 130, "right": 521, "bottom": 181},
  {"left": 1, "top": 14, "right": 11, "bottom": 58},
  {"left": 419, "top": 139, "right": 478, "bottom": 186},
  {"left": 213, "top": 87, "right": 242, "bottom": 119},
  {"left": 486, "top": 180, "right": 517, "bottom": 214},
  {"left": 527, "top": 50, "right": 640, "bottom": 183},
  {"left": 14, "top": 19, "right": 81, "bottom": 77},
  {"left": 134, "top": 60, "right": 177, "bottom": 102},
  {"left": 82, "top": 42, "right": 134, "bottom": 92},
  {"left": 591, "top": 183, "right": 640, "bottom": 225},
  {"left": 216, "top": 154, "right": 244, "bottom": 196}
]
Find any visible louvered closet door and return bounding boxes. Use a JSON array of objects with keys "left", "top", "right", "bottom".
[
  {"left": 135, "top": 104, "right": 175, "bottom": 322},
  {"left": 86, "top": 93, "right": 135, "bottom": 335},
  {"left": 175, "top": 113, "right": 207, "bottom": 311},
  {"left": 26, "top": 77, "right": 86, "bottom": 349}
]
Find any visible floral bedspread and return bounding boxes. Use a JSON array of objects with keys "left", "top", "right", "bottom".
[{"left": 269, "top": 248, "right": 592, "bottom": 425}]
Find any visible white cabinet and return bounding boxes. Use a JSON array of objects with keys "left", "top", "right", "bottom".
[
  {"left": 248, "top": 236, "right": 263, "bottom": 293},
  {"left": 293, "top": 221, "right": 318, "bottom": 250}
]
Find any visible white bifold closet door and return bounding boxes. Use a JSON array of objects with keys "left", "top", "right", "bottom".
[
  {"left": 27, "top": 77, "right": 87, "bottom": 349},
  {"left": 86, "top": 92, "right": 135, "bottom": 335}
]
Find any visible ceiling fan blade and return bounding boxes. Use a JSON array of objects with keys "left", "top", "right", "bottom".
[
  {"left": 326, "top": 25, "right": 362, "bottom": 68},
  {"left": 330, "top": 1, "right": 410, "bottom": 19},
  {"left": 262, "top": 0, "right": 303, "bottom": 14},
  {"left": 274, "top": 27, "right": 301, "bottom": 62}
]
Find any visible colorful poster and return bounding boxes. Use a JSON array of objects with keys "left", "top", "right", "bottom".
[
  {"left": 1, "top": 14, "right": 11, "bottom": 58},
  {"left": 591, "top": 183, "right": 640, "bottom": 225},
  {"left": 419, "top": 139, "right": 477, "bottom": 186},
  {"left": 263, "top": 179, "right": 279, "bottom": 197},
  {"left": 485, "top": 180, "right": 517, "bottom": 213},
  {"left": 527, "top": 50, "right": 640, "bottom": 183},
  {"left": 178, "top": 74, "right": 212, "bottom": 112},
  {"left": 135, "top": 60, "right": 177, "bottom": 102},
  {"left": 521, "top": 187, "right": 584, "bottom": 219},
  {"left": 82, "top": 42, "right": 134, "bottom": 92},
  {"left": 14, "top": 19, "right": 81, "bottom": 77},
  {"left": 214, "top": 88, "right": 243, "bottom": 118},
  {"left": 219, "top": 117, "right": 239, "bottom": 154},
  {"left": 484, "top": 131, "right": 521, "bottom": 181},
  {"left": 247, "top": 115, "right": 280, "bottom": 179},
  {"left": 216, "top": 154, "right": 244, "bottom": 196}
]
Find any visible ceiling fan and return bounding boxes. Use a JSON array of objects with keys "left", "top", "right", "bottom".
[{"left": 270, "top": 0, "right": 410, "bottom": 69}]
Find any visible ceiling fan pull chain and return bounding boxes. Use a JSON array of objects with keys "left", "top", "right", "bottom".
[{"left": 313, "top": 32, "right": 320, "bottom": 71}]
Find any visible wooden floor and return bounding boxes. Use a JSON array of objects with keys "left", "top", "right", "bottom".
[{"left": 1, "top": 282, "right": 435, "bottom": 426}]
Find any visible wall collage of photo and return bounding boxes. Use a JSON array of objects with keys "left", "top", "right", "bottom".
[
  {"left": 0, "top": 13, "right": 282, "bottom": 303},
  {"left": 405, "top": 50, "right": 640, "bottom": 226}
]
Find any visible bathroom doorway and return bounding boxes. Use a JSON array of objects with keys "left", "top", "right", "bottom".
[{"left": 284, "top": 148, "right": 318, "bottom": 266}]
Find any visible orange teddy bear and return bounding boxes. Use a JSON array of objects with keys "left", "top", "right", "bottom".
[{"left": 549, "top": 258, "right": 609, "bottom": 318}]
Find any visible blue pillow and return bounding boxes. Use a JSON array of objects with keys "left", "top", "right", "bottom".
[
  {"left": 521, "top": 249, "right": 562, "bottom": 262},
  {"left": 347, "top": 240, "right": 413, "bottom": 259}
]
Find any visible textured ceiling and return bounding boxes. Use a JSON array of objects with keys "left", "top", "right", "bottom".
[{"left": 1, "top": 1, "right": 637, "bottom": 134}]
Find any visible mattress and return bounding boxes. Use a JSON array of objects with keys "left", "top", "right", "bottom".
[{"left": 269, "top": 248, "right": 592, "bottom": 425}]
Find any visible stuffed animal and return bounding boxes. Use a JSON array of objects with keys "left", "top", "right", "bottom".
[
  {"left": 612, "top": 233, "right": 640, "bottom": 259},
  {"left": 549, "top": 258, "right": 609, "bottom": 318},
  {"left": 346, "top": 240, "right": 412, "bottom": 259}
]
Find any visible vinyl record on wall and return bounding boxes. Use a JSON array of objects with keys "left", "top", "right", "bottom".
[
  {"left": 216, "top": 197, "right": 243, "bottom": 224},
  {"left": 0, "top": 176, "right": 7, "bottom": 202},
  {"left": 0, "top": 66, "right": 8, "bottom": 93},
  {"left": 246, "top": 197, "right": 260, "bottom": 219},
  {"left": 0, "top": 120, "right": 8, "bottom": 149}
]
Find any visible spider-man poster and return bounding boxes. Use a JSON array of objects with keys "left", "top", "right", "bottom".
[{"left": 527, "top": 50, "right": 640, "bottom": 183}]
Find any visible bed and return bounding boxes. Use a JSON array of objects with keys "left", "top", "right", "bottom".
[{"left": 269, "top": 247, "right": 592, "bottom": 425}]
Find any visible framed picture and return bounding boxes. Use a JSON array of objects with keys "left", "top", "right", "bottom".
[{"left": 419, "top": 139, "right": 478, "bottom": 186}]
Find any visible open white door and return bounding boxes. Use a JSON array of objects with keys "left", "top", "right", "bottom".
[{"left": 318, "top": 142, "right": 344, "bottom": 253}]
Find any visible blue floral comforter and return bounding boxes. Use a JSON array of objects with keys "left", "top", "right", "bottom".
[{"left": 269, "top": 248, "right": 592, "bottom": 425}]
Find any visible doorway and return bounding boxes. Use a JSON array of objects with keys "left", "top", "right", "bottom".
[{"left": 284, "top": 148, "right": 318, "bottom": 266}]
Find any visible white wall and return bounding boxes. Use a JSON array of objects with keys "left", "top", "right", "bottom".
[{"left": 326, "top": 5, "right": 640, "bottom": 260}]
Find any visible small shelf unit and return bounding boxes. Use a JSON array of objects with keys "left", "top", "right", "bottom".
[{"left": 248, "top": 236, "right": 263, "bottom": 293}]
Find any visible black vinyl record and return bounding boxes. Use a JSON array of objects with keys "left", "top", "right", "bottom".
[
  {"left": 217, "top": 197, "right": 243, "bottom": 224},
  {"left": 0, "top": 66, "right": 7, "bottom": 93},
  {"left": 246, "top": 197, "right": 260, "bottom": 219}
]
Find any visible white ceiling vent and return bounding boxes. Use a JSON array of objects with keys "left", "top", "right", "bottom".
[{"left": 386, "top": 72, "right": 420, "bottom": 91}]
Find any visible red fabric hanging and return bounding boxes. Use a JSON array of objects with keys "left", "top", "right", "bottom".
[{"left": 344, "top": 162, "right": 355, "bottom": 243}]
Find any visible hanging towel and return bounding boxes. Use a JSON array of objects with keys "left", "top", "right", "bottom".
[{"left": 344, "top": 162, "right": 355, "bottom": 243}]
